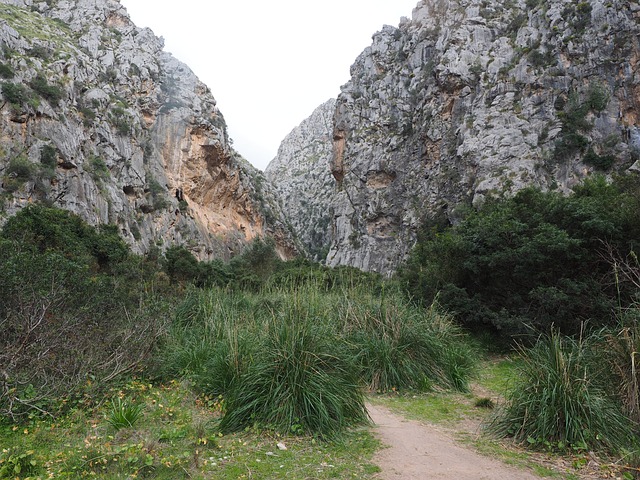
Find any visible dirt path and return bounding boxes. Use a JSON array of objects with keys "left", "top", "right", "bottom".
[{"left": 368, "top": 404, "right": 542, "bottom": 480}]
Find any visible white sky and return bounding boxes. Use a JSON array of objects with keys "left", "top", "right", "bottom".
[{"left": 121, "top": 0, "right": 419, "bottom": 171}]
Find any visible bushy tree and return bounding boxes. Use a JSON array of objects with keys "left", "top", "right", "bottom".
[{"left": 399, "top": 175, "right": 640, "bottom": 340}]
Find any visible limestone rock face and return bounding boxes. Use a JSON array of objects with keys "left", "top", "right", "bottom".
[
  {"left": 322, "top": 0, "right": 640, "bottom": 274},
  {"left": 0, "top": 0, "right": 294, "bottom": 259},
  {"left": 265, "top": 99, "right": 336, "bottom": 260}
]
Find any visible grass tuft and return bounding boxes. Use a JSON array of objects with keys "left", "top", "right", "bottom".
[
  {"left": 106, "top": 397, "right": 144, "bottom": 430},
  {"left": 487, "top": 330, "right": 634, "bottom": 452}
]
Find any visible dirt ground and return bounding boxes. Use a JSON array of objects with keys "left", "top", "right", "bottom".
[{"left": 368, "top": 403, "right": 544, "bottom": 480}]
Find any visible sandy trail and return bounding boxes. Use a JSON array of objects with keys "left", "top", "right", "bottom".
[{"left": 368, "top": 403, "right": 542, "bottom": 480}]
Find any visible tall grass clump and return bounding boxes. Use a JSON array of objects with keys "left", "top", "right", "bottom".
[
  {"left": 219, "top": 316, "right": 368, "bottom": 438},
  {"left": 598, "top": 306, "right": 640, "bottom": 424},
  {"left": 487, "top": 330, "right": 634, "bottom": 452},
  {"left": 155, "top": 288, "right": 257, "bottom": 388},
  {"left": 341, "top": 291, "right": 475, "bottom": 393}
]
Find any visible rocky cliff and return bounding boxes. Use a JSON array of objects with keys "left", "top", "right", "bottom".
[
  {"left": 308, "top": 0, "right": 640, "bottom": 274},
  {"left": 265, "top": 99, "right": 335, "bottom": 260},
  {"left": 0, "top": 0, "right": 295, "bottom": 260}
]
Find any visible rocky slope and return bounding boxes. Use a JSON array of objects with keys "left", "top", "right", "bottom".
[
  {"left": 265, "top": 99, "right": 335, "bottom": 260},
  {"left": 0, "top": 0, "right": 295, "bottom": 260},
  {"left": 292, "top": 0, "right": 639, "bottom": 274}
]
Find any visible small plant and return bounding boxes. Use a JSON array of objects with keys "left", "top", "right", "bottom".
[
  {"left": 584, "top": 148, "right": 615, "bottom": 170},
  {"left": 0, "top": 448, "right": 39, "bottom": 478},
  {"left": 40, "top": 144, "right": 58, "bottom": 169},
  {"left": 474, "top": 397, "right": 495, "bottom": 409},
  {"left": 106, "top": 397, "right": 143, "bottom": 430},
  {"left": 79, "top": 106, "right": 96, "bottom": 126},
  {"left": 87, "top": 155, "right": 109, "bottom": 181},
  {"left": 2, "top": 156, "right": 35, "bottom": 192},
  {"left": 110, "top": 106, "right": 132, "bottom": 135}
]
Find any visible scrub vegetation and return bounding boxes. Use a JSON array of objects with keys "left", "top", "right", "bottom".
[{"left": 1, "top": 174, "right": 640, "bottom": 478}]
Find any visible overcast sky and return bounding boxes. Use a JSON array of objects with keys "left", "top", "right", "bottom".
[{"left": 121, "top": 1, "right": 419, "bottom": 170}]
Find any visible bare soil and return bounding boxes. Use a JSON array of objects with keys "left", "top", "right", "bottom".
[{"left": 368, "top": 403, "right": 544, "bottom": 480}]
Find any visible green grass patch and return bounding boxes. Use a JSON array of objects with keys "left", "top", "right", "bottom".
[
  {"left": 0, "top": 380, "right": 380, "bottom": 479},
  {"left": 478, "top": 356, "right": 520, "bottom": 395},
  {"left": 371, "top": 392, "right": 473, "bottom": 425}
]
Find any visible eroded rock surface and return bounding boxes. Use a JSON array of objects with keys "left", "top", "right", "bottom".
[
  {"left": 265, "top": 99, "right": 336, "bottom": 260},
  {"left": 0, "top": 0, "right": 294, "bottom": 259},
  {"left": 316, "top": 0, "right": 640, "bottom": 273}
]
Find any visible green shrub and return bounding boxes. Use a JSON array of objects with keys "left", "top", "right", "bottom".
[
  {"left": 87, "top": 155, "right": 109, "bottom": 181},
  {"left": 110, "top": 106, "right": 132, "bottom": 135},
  {"left": 0, "top": 62, "right": 14, "bottom": 79},
  {"left": 584, "top": 147, "right": 615, "bottom": 170},
  {"left": 30, "top": 74, "right": 64, "bottom": 106},
  {"left": 40, "top": 144, "right": 57, "bottom": 168},
  {"left": 163, "top": 245, "right": 200, "bottom": 283},
  {"left": 487, "top": 331, "right": 634, "bottom": 452},
  {"left": 79, "top": 106, "right": 96, "bottom": 126},
  {"left": 1, "top": 82, "right": 30, "bottom": 105},
  {"left": 0, "top": 447, "right": 40, "bottom": 478},
  {"left": 27, "top": 45, "right": 50, "bottom": 60}
]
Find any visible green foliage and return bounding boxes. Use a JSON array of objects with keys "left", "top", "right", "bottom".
[
  {"left": 163, "top": 245, "right": 201, "bottom": 283},
  {"left": 106, "top": 397, "right": 144, "bottom": 430},
  {"left": 40, "top": 144, "right": 57, "bottom": 169},
  {"left": 0, "top": 206, "right": 171, "bottom": 418},
  {"left": 146, "top": 177, "right": 169, "bottom": 211},
  {"left": 27, "top": 45, "right": 51, "bottom": 60},
  {"left": 1, "top": 204, "right": 128, "bottom": 268},
  {"left": 5, "top": 156, "right": 34, "bottom": 181},
  {"left": 554, "top": 84, "right": 611, "bottom": 162},
  {"left": 78, "top": 106, "right": 96, "bottom": 126},
  {"left": 157, "top": 283, "right": 475, "bottom": 438},
  {"left": 29, "top": 74, "right": 63, "bottom": 106},
  {"left": 399, "top": 176, "right": 640, "bottom": 340},
  {"left": 2, "top": 156, "right": 35, "bottom": 192},
  {"left": 0, "top": 447, "right": 40, "bottom": 478},
  {"left": 110, "top": 106, "right": 132, "bottom": 135},
  {"left": 1, "top": 82, "right": 31, "bottom": 105},
  {"left": 0, "top": 62, "right": 14, "bottom": 79},
  {"left": 220, "top": 317, "right": 368, "bottom": 438},
  {"left": 487, "top": 330, "right": 635, "bottom": 453},
  {"left": 584, "top": 147, "right": 615, "bottom": 170},
  {"left": 597, "top": 308, "right": 640, "bottom": 424},
  {"left": 343, "top": 295, "right": 475, "bottom": 392},
  {"left": 87, "top": 155, "right": 109, "bottom": 181}
]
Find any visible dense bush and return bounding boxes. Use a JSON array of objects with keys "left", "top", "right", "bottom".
[
  {"left": 1, "top": 82, "right": 31, "bottom": 105},
  {"left": 1, "top": 205, "right": 128, "bottom": 270},
  {"left": 29, "top": 74, "right": 64, "bottom": 106},
  {"left": 399, "top": 176, "right": 640, "bottom": 341},
  {"left": 0, "top": 206, "right": 172, "bottom": 419}
]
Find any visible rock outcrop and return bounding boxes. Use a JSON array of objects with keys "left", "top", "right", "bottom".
[
  {"left": 0, "top": 0, "right": 295, "bottom": 260},
  {"left": 320, "top": 0, "right": 640, "bottom": 274},
  {"left": 265, "top": 99, "right": 335, "bottom": 260}
]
